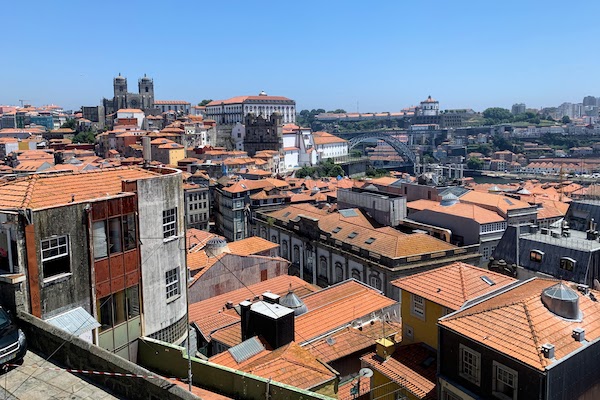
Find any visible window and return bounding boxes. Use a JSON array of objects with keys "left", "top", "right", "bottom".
[
  {"left": 530, "top": 250, "right": 543, "bottom": 262},
  {"left": 41, "top": 235, "right": 70, "bottom": 278},
  {"left": 492, "top": 361, "right": 517, "bottom": 400},
  {"left": 93, "top": 221, "right": 108, "bottom": 260},
  {"left": 293, "top": 245, "right": 300, "bottom": 263},
  {"left": 369, "top": 274, "right": 382, "bottom": 290},
  {"left": 126, "top": 285, "right": 140, "bottom": 318},
  {"left": 163, "top": 208, "right": 177, "bottom": 239},
  {"left": 319, "top": 256, "right": 328, "bottom": 278},
  {"left": 459, "top": 344, "right": 481, "bottom": 385},
  {"left": 560, "top": 257, "right": 576, "bottom": 272},
  {"left": 122, "top": 214, "right": 137, "bottom": 251},
  {"left": 482, "top": 246, "right": 490, "bottom": 260},
  {"left": 108, "top": 217, "right": 122, "bottom": 254},
  {"left": 351, "top": 269, "right": 361, "bottom": 280},
  {"left": 411, "top": 294, "right": 425, "bottom": 318},
  {"left": 166, "top": 268, "right": 180, "bottom": 300},
  {"left": 282, "top": 240, "right": 288, "bottom": 258},
  {"left": 335, "top": 262, "right": 344, "bottom": 283}
]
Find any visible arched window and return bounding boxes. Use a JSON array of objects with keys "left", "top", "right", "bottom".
[
  {"left": 351, "top": 268, "right": 361, "bottom": 281},
  {"left": 281, "top": 240, "right": 288, "bottom": 259},
  {"left": 335, "top": 262, "right": 344, "bottom": 283},
  {"left": 319, "top": 256, "right": 328, "bottom": 278},
  {"left": 369, "top": 274, "right": 382, "bottom": 290},
  {"left": 260, "top": 227, "right": 267, "bottom": 239},
  {"left": 271, "top": 235, "right": 277, "bottom": 244},
  {"left": 293, "top": 245, "right": 300, "bottom": 263}
]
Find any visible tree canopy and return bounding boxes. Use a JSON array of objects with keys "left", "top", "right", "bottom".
[
  {"left": 466, "top": 156, "right": 483, "bottom": 170},
  {"left": 198, "top": 99, "right": 213, "bottom": 107},
  {"left": 72, "top": 130, "right": 96, "bottom": 144},
  {"left": 295, "top": 159, "right": 344, "bottom": 179}
]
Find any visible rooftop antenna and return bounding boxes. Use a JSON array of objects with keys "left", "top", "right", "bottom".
[{"left": 18, "top": 99, "right": 29, "bottom": 107}]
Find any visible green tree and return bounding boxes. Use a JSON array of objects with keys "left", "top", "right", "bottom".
[
  {"left": 492, "top": 134, "right": 514, "bottom": 151},
  {"left": 482, "top": 108, "right": 513, "bottom": 124},
  {"left": 562, "top": 115, "right": 571, "bottom": 124},
  {"left": 61, "top": 118, "right": 77, "bottom": 130},
  {"left": 198, "top": 99, "right": 212, "bottom": 107},
  {"left": 466, "top": 156, "right": 483, "bottom": 170},
  {"left": 72, "top": 131, "right": 96, "bottom": 144}
]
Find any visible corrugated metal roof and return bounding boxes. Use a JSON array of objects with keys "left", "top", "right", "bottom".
[
  {"left": 46, "top": 307, "right": 100, "bottom": 336},
  {"left": 228, "top": 337, "right": 265, "bottom": 363}
]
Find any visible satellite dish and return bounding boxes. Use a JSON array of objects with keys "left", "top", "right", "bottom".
[{"left": 359, "top": 368, "right": 373, "bottom": 378}]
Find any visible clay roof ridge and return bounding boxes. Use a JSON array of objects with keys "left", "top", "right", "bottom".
[
  {"left": 522, "top": 301, "right": 545, "bottom": 368},
  {"left": 445, "top": 292, "right": 541, "bottom": 320},
  {"left": 458, "top": 265, "right": 468, "bottom": 302},
  {"left": 21, "top": 175, "right": 38, "bottom": 209}
]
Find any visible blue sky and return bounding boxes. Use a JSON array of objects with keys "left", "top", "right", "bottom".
[{"left": 3, "top": 0, "right": 600, "bottom": 112}]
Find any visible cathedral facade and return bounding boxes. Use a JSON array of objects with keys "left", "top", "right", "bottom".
[{"left": 103, "top": 74, "right": 155, "bottom": 115}]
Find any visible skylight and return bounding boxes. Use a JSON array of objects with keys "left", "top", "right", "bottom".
[
  {"left": 347, "top": 232, "right": 358, "bottom": 239},
  {"left": 332, "top": 227, "right": 342, "bottom": 233},
  {"left": 503, "top": 198, "right": 514, "bottom": 205},
  {"left": 283, "top": 211, "right": 291, "bottom": 218},
  {"left": 365, "top": 237, "right": 376, "bottom": 244},
  {"left": 481, "top": 276, "right": 495, "bottom": 286}
]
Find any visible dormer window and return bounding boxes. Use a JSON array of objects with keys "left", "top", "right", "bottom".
[
  {"left": 560, "top": 257, "right": 576, "bottom": 272},
  {"left": 530, "top": 250, "right": 544, "bottom": 262}
]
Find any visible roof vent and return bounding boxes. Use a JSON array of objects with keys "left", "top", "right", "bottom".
[
  {"left": 551, "top": 231, "right": 561, "bottom": 239},
  {"left": 541, "top": 282, "right": 581, "bottom": 320},
  {"left": 541, "top": 343, "right": 555, "bottom": 359},
  {"left": 205, "top": 237, "right": 230, "bottom": 258},
  {"left": 440, "top": 193, "right": 459, "bottom": 206},
  {"left": 573, "top": 327, "right": 586, "bottom": 342},
  {"left": 279, "top": 289, "right": 308, "bottom": 316},
  {"left": 481, "top": 276, "right": 495, "bottom": 286}
]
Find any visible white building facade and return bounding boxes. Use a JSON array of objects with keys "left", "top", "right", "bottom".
[{"left": 206, "top": 92, "right": 296, "bottom": 125}]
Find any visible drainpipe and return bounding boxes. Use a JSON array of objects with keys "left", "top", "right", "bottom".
[{"left": 266, "top": 377, "right": 271, "bottom": 400}]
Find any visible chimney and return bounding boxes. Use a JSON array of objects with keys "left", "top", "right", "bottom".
[
  {"left": 240, "top": 300, "right": 252, "bottom": 342},
  {"left": 262, "top": 292, "right": 280, "bottom": 304},
  {"left": 541, "top": 343, "right": 555, "bottom": 359},
  {"left": 142, "top": 136, "right": 151, "bottom": 165},
  {"left": 246, "top": 301, "right": 294, "bottom": 349},
  {"left": 375, "top": 338, "right": 395, "bottom": 360},
  {"left": 573, "top": 327, "right": 586, "bottom": 342}
]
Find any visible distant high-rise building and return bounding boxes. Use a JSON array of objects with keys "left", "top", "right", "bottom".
[
  {"left": 511, "top": 103, "right": 526, "bottom": 115},
  {"left": 583, "top": 96, "right": 597, "bottom": 107}
]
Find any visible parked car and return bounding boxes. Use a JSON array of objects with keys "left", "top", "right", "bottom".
[{"left": 0, "top": 307, "right": 26, "bottom": 366}]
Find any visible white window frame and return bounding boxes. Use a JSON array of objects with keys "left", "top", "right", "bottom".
[
  {"left": 163, "top": 208, "right": 177, "bottom": 239},
  {"left": 165, "top": 267, "right": 180, "bottom": 300},
  {"left": 459, "top": 344, "right": 481, "bottom": 386},
  {"left": 411, "top": 294, "right": 425, "bottom": 319},
  {"left": 492, "top": 361, "right": 518, "bottom": 400},
  {"left": 41, "top": 235, "right": 69, "bottom": 262}
]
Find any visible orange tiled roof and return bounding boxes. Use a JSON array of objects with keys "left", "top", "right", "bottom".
[
  {"left": 307, "top": 320, "right": 401, "bottom": 363},
  {"left": 312, "top": 131, "right": 347, "bottom": 145},
  {"left": 392, "top": 262, "right": 516, "bottom": 310},
  {"left": 206, "top": 95, "right": 293, "bottom": 106},
  {"left": 361, "top": 343, "right": 437, "bottom": 400},
  {"left": 407, "top": 199, "right": 504, "bottom": 224},
  {"left": 211, "top": 280, "right": 397, "bottom": 347},
  {"left": 265, "top": 204, "right": 456, "bottom": 259},
  {"left": 222, "top": 178, "right": 288, "bottom": 194},
  {"left": 0, "top": 167, "right": 159, "bottom": 210},
  {"left": 439, "top": 279, "right": 600, "bottom": 370},
  {"left": 210, "top": 340, "right": 336, "bottom": 390},
  {"left": 459, "top": 190, "right": 533, "bottom": 215},
  {"left": 227, "top": 236, "right": 279, "bottom": 256}
]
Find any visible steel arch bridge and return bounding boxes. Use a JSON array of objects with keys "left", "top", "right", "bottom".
[{"left": 348, "top": 132, "right": 418, "bottom": 170}]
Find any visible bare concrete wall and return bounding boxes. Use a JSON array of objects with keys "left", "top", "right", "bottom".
[
  {"left": 138, "top": 337, "right": 335, "bottom": 400},
  {"left": 17, "top": 312, "right": 199, "bottom": 400}
]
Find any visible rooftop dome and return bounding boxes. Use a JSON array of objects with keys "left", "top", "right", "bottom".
[
  {"left": 115, "top": 74, "right": 126, "bottom": 81},
  {"left": 279, "top": 290, "right": 308, "bottom": 316},
  {"left": 541, "top": 282, "right": 581, "bottom": 320},
  {"left": 205, "top": 237, "right": 230, "bottom": 258},
  {"left": 259, "top": 90, "right": 267, "bottom": 96},
  {"left": 440, "top": 193, "right": 459, "bottom": 206}
]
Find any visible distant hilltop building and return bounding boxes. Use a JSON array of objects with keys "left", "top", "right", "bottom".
[
  {"left": 205, "top": 91, "right": 296, "bottom": 125},
  {"left": 512, "top": 103, "right": 526, "bottom": 115},
  {"left": 102, "top": 74, "right": 155, "bottom": 115},
  {"left": 414, "top": 95, "right": 462, "bottom": 128}
]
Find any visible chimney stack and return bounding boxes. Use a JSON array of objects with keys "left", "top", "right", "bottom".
[
  {"left": 142, "top": 136, "right": 151, "bottom": 166},
  {"left": 541, "top": 343, "right": 555, "bottom": 359},
  {"left": 573, "top": 327, "right": 586, "bottom": 342},
  {"left": 375, "top": 338, "right": 395, "bottom": 360},
  {"left": 262, "top": 292, "right": 280, "bottom": 304},
  {"left": 240, "top": 300, "right": 252, "bottom": 341}
]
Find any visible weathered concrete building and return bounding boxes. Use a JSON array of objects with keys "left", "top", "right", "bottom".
[
  {"left": 243, "top": 112, "right": 283, "bottom": 157},
  {"left": 0, "top": 166, "right": 187, "bottom": 360},
  {"left": 337, "top": 186, "right": 406, "bottom": 226}
]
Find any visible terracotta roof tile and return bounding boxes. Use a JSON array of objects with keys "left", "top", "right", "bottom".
[
  {"left": 210, "top": 340, "right": 336, "bottom": 390},
  {"left": 392, "top": 262, "right": 516, "bottom": 310},
  {"left": 361, "top": 343, "right": 437, "bottom": 400},
  {"left": 0, "top": 167, "right": 159, "bottom": 210},
  {"left": 407, "top": 199, "right": 504, "bottom": 224},
  {"left": 439, "top": 278, "right": 600, "bottom": 371},
  {"left": 227, "top": 236, "right": 279, "bottom": 256}
]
